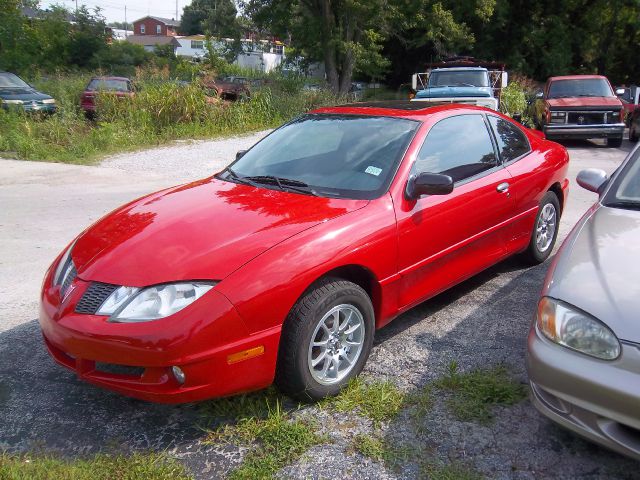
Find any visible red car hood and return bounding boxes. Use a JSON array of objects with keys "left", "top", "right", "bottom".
[
  {"left": 547, "top": 97, "right": 622, "bottom": 108},
  {"left": 73, "top": 177, "right": 367, "bottom": 286}
]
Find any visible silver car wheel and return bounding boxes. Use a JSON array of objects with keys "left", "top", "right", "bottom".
[
  {"left": 307, "top": 304, "right": 365, "bottom": 385},
  {"left": 536, "top": 203, "right": 557, "bottom": 253}
]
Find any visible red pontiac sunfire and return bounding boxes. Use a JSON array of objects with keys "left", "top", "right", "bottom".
[{"left": 40, "top": 102, "right": 569, "bottom": 403}]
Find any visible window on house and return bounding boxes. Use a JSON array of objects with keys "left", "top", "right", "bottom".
[
  {"left": 156, "top": 24, "right": 162, "bottom": 34},
  {"left": 275, "top": 45, "right": 284, "bottom": 55},
  {"left": 140, "top": 24, "right": 145, "bottom": 34},
  {"left": 191, "top": 40, "right": 204, "bottom": 49}
]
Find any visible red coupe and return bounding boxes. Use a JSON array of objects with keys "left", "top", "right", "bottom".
[{"left": 39, "top": 102, "right": 569, "bottom": 403}]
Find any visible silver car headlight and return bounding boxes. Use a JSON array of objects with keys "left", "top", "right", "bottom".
[
  {"left": 98, "top": 282, "right": 216, "bottom": 323},
  {"left": 537, "top": 297, "right": 620, "bottom": 360},
  {"left": 53, "top": 242, "right": 75, "bottom": 287}
]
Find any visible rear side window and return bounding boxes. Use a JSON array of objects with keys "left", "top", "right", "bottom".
[
  {"left": 488, "top": 116, "right": 530, "bottom": 163},
  {"left": 412, "top": 114, "right": 498, "bottom": 182}
]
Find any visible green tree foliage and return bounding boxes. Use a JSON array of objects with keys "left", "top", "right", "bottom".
[{"left": 181, "top": 0, "right": 241, "bottom": 37}]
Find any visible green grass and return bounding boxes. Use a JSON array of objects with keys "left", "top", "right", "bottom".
[
  {"left": 0, "top": 452, "right": 191, "bottom": 480},
  {"left": 200, "top": 388, "right": 323, "bottom": 479},
  {"left": 0, "top": 70, "right": 339, "bottom": 164},
  {"left": 350, "top": 433, "right": 414, "bottom": 469},
  {"left": 434, "top": 362, "right": 527, "bottom": 424},
  {"left": 328, "top": 378, "right": 406, "bottom": 425},
  {"left": 423, "top": 461, "right": 485, "bottom": 480}
]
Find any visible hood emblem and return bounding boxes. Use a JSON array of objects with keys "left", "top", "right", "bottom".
[{"left": 577, "top": 115, "right": 585, "bottom": 125}]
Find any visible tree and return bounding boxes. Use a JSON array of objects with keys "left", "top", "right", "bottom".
[{"left": 181, "top": 0, "right": 241, "bottom": 37}]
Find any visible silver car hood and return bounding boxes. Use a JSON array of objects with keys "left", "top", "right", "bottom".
[{"left": 545, "top": 204, "right": 640, "bottom": 342}]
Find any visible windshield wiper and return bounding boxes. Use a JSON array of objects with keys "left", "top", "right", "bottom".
[
  {"left": 604, "top": 200, "right": 640, "bottom": 211},
  {"left": 221, "top": 167, "right": 259, "bottom": 187},
  {"left": 244, "top": 175, "right": 318, "bottom": 196}
]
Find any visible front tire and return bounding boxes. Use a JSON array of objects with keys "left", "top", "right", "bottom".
[
  {"left": 275, "top": 278, "right": 374, "bottom": 401},
  {"left": 607, "top": 136, "right": 623, "bottom": 148},
  {"left": 522, "top": 192, "right": 560, "bottom": 265}
]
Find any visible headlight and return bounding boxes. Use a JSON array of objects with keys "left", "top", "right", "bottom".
[
  {"left": 2, "top": 99, "right": 24, "bottom": 105},
  {"left": 99, "top": 282, "right": 216, "bottom": 323},
  {"left": 42, "top": 98, "right": 56, "bottom": 104},
  {"left": 53, "top": 243, "right": 75, "bottom": 287},
  {"left": 537, "top": 297, "right": 620, "bottom": 360},
  {"left": 550, "top": 111, "right": 566, "bottom": 123}
]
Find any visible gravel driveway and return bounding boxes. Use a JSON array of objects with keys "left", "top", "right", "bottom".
[{"left": 0, "top": 134, "right": 636, "bottom": 479}]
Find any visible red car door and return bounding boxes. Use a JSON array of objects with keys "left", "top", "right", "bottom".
[{"left": 394, "top": 113, "right": 515, "bottom": 310}]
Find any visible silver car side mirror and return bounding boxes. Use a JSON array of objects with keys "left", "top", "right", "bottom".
[{"left": 577, "top": 169, "right": 608, "bottom": 193}]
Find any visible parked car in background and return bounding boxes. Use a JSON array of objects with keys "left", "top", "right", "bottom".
[
  {"left": 528, "top": 145, "right": 640, "bottom": 460},
  {"left": 39, "top": 102, "right": 569, "bottom": 403},
  {"left": 0, "top": 71, "right": 57, "bottom": 114},
  {"left": 533, "top": 75, "right": 624, "bottom": 147},
  {"left": 615, "top": 85, "right": 639, "bottom": 124},
  {"left": 203, "top": 77, "right": 250, "bottom": 101},
  {"left": 80, "top": 76, "right": 134, "bottom": 119}
]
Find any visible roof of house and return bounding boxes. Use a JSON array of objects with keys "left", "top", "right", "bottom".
[
  {"left": 133, "top": 16, "right": 180, "bottom": 27},
  {"left": 126, "top": 35, "right": 180, "bottom": 47}
]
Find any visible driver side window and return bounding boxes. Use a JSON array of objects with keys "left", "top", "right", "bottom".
[{"left": 412, "top": 114, "right": 498, "bottom": 183}]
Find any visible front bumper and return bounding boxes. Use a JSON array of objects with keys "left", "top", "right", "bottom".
[
  {"left": 39, "top": 267, "right": 280, "bottom": 403},
  {"left": 527, "top": 325, "right": 640, "bottom": 460},
  {"left": 543, "top": 123, "right": 624, "bottom": 140}
]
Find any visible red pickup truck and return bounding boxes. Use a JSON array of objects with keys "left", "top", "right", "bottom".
[
  {"left": 80, "top": 76, "right": 134, "bottom": 119},
  {"left": 533, "top": 75, "right": 625, "bottom": 148}
]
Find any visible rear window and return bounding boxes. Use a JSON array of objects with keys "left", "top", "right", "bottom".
[{"left": 87, "top": 79, "right": 130, "bottom": 92}]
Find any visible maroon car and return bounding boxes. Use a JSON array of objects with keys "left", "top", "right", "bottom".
[{"left": 80, "top": 76, "right": 134, "bottom": 118}]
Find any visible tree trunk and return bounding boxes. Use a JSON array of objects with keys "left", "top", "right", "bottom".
[{"left": 319, "top": 0, "right": 340, "bottom": 92}]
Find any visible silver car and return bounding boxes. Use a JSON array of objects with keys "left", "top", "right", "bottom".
[{"left": 527, "top": 145, "right": 640, "bottom": 460}]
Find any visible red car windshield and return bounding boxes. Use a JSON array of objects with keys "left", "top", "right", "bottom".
[
  {"left": 87, "top": 79, "right": 130, "bottom": 92},
  {"left": 548, "top": 79, "right": 614, "bottom": 98},
  {"left": 222, "top": 114, "right": 419, "bottom": 200}
]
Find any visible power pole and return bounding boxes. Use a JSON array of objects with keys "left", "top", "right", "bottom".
[
  {"left": 124, "top": 5, "right": 128, "bottom": 38},
  {"left": 175, "top": 0, "right": 178, "bottom": 20}
]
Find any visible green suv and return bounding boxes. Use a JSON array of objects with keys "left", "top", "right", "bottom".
[{"left": 0, "top": 71, "right": 57, "bottom": 114}]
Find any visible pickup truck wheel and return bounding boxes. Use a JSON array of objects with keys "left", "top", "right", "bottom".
[
  {"left": 607, "top": 136, "right": 623, "bottom": 148},
  {"left": 522, "top": 192, "right": 560, "bottom": 265},
  {"left": 275, "top": 278, "right": 374, "bottom": 401},
  {"left": 630, "top": 125, "right": 639, "bottom": 142}
]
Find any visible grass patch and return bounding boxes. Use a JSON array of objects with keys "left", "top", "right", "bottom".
[
  {"left": 0, "top": 71, "right": 340, "bottom": 164},
  {"left": 200, "top": 388, "right": 323, "bottom": 479},
  {"left": 434, "top": 362, "right": 527, "bottom": 424},
  {"left": 328, "top": 378, "right": 405, "bottom": 425},
  {"left": 423, "top": 461, "right": 485, "bottom": 480},
  {"left": 350, "top": 433, "right": 415, "bottom": 469},
  {"left": 0, "top": 451, "right": 190, "bottom": 480}
]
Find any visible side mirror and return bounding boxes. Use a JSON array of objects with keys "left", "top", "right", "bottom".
[
  {"left": 501, "top": 71, "right": 508, "bottom": 88},
  {"left": 615, "top": 88, "right": 626, "bottom": 96},
  {"left": 535, "top": 91, "right": 544, "bottom": 99},
  {"left": 577, "top": 168, "right": 608, "bottom": 193},
  {"left": 406, "top": 172, "right": 454, "bottom": 200},
  {"left": 236, "top": 150, "right": 247, "bottom": 160}
]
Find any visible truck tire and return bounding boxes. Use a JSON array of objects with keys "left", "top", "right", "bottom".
[
  {"left": 630, "top": 125, "right": 639, "bottom": 142},
  {"left": 607, "top": 136, "right": 623, "bottom": 148}
]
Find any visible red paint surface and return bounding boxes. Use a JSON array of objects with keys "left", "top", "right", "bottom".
[{"left": 39, "top": 104, "right": 569, "bottom": 403}]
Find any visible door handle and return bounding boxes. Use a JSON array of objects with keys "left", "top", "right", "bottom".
[{"left": 496, "top": 182, "right": 510, "bottom": 193}]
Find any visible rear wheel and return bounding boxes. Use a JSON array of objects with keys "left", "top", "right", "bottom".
[
  {"left": 630, "top": 124, "right": 639, "bottom": 142},
  {"left": 275, "top": 278, "right": 374, "bottom": 401},
  {"left": 607, "top": 136, "right": 623, "bottom": 148},
  {"left": 522, "top": 192, "right": 560, "bottom": 265}
]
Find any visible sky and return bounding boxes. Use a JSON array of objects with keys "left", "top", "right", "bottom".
[{"left": 40, "top": 0, "right": 192, "bottom": 24}]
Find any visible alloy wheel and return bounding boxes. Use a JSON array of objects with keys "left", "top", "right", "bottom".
[{"left": 536, "top": 203, "right": 557, "bottom": 253}]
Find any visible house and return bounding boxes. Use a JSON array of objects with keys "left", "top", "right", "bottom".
[
  {"left": 175, "top": 36, "right": 286, "bottom": 72},
  {"left": 126, "top": 35, "right": 180, "bottom": 53},
  {"left": 132, "top": 16, "right": 179, "bottom": 36}
]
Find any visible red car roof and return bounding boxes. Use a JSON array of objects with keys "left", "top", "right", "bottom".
[
  {"left": 548, "top": 75, "right": 608, "bottom": 81},
  {"left": 312, "top": 101, "right": 493, "bottom": 120}
]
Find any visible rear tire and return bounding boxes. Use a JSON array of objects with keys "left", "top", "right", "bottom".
[
  {"left": 607, "top": 136, "right": 623, "bottom": 148},
  {"left": 630, "top": 125, "right": 639, "bottom": 142},
  {"left": 522, "top": 192, "right": 560, "bottom": 265},
  {"left": 275, "top": 277, "right": 374, "bottom": 401}
]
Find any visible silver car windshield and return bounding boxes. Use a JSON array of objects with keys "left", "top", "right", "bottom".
[{"left": 604, "top": 151, "right": 640, "bottom": 209}]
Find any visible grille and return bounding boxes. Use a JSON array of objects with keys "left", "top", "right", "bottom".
[
  {"left": 95, "top": 362, "right": 145, "bottom": 377},
  {"left": 60, "top": 265, "right": 77, "bottom": 298},
  {"left": 75, "top": 282, "right": 119, "bottom": 314},
  {"left": 567, "top": 112, "right": 606, "bottom": 125}
]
